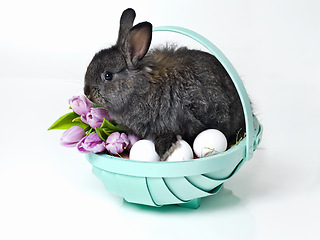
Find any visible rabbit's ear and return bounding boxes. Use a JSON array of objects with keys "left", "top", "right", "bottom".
[
  {"left": 125, "top": 22, "right": 152, "bottom": 67},
  {"left": 117, "top": 8, "right": 136, "bottom": 46}
]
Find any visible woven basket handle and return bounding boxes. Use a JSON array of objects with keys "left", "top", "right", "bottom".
[{"left": 153, "top": 26, "right": 255, "bottom": 161}]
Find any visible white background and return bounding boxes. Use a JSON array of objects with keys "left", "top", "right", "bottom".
[{"left": 1, "top": 0, "right": 320, "bottom": 239}]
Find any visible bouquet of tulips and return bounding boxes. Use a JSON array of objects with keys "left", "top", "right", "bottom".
[{"left": 48, "top": 95, "right": 139, "bottom": 155}]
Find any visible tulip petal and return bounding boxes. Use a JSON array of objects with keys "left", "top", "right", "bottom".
[
  {"left": 69, "top": 95, "right": 93, "bottom": 116},
  {"left": 106, "top": 144, "right": 119, "bottom": 155},
  {"left": 60, "top": 126, "right": 86, "bottom": 147},
  {"left": 106, "top": 132, "right": 121, "bottom": 144}
]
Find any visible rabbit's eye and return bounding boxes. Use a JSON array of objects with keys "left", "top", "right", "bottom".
[{"left": 104, "top": 72, "right": 113, "bottom": 81}]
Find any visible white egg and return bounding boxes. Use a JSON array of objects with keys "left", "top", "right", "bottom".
[
  {"left": 129, "top": 139, "right": 160, "bottom": 161},
  {"left": 193, "top": 129, "right": 228, "bottom": 158},
  {"left": 166, "top": 140, "right": 194, "bottom": 162}
]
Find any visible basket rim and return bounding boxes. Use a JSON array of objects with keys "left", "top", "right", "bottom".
[
  {"left": 86, "top": 116, "right": 262, "bottom": 178},
  {"left": 87, "top": 141, "right": 243, "bottom": 178}
]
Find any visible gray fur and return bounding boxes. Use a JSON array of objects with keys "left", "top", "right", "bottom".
[{"left": 84, "top": 8, "right": 248, "bottom": 160}]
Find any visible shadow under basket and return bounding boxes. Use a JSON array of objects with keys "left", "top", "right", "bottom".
[{"left": 86, "top": 26, "right": 263, "bottom": 209}]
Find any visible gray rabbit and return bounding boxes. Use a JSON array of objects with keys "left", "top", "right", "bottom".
[{"left": 84, "top": 8, "right": 246, "bottom": 160}]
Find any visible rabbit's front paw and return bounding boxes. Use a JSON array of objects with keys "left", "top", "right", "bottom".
[{"left": 155, "top": 135, "right": 182, "bottom": 161}]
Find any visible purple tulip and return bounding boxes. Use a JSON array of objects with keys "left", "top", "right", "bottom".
[
  {"left": 60, "top": 126, "right": 86, "bottom": 147},
  {"left": 69, "top": 95, "right": 93, "bottom": 117},
  {"left": 127, "top": 134, "right": 140, "bottom": 150},
  {"left": 105, "top": 132, "right": 129, "bottom": 155},
  {"left": 76, "top": 133, "right": 106, "bottom": 153},
  {"left": 84, "top": 107, "right": 111, "bottom": 128}
]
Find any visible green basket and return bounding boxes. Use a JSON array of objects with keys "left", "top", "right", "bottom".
[{"left": 86, "top": 26, "right": 263, "bottom": 209}]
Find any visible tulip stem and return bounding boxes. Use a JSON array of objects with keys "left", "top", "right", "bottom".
[{"left": 86, "top": 127, "right": 93, "bottom": 134}]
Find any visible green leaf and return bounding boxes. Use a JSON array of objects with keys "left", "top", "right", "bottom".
[
  {"left": 94, "top": 118, "right": 124, "bottom": 141},
  {"left": 92, "top": 103, "right": 104, "bottom": 108},
  {"left": 48, "top": 111, "right": 89, "bottom": 130},
  {"left": 72, "top": 117, "right": 82, "bottom": 123},
  {"left": 100, "top": 118, "right": 123, "bottom": 131},
  {"left": 87, "top": 127, "right": 94, "bottom": 135},
  {"left": 102, "top": 129, "right": 115, "bottom": 135},
  {"left": 115, "top": 125, "right": 124, "bottom": 131},
  {"left": 95, "top": 127, "right": 108, "bottom": 141}
]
